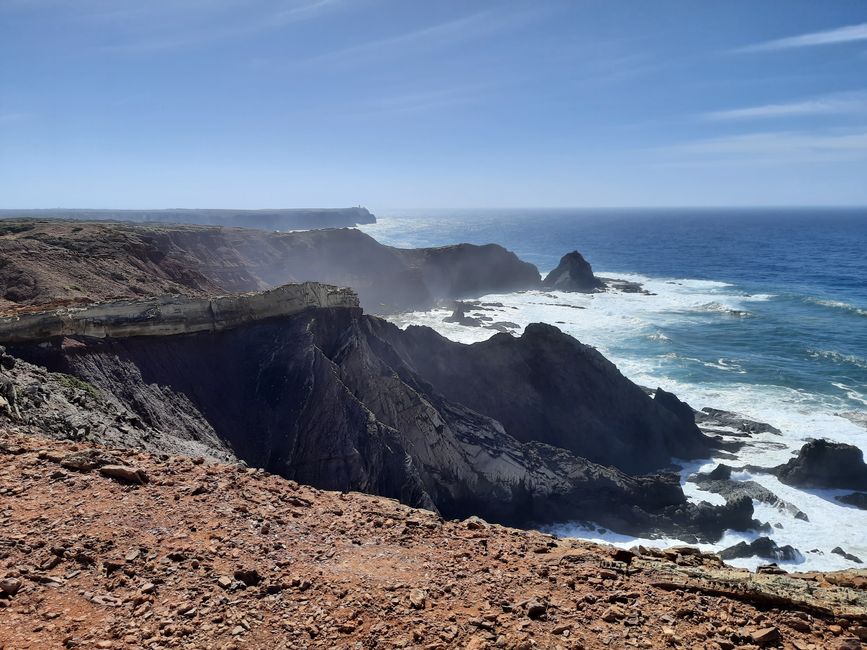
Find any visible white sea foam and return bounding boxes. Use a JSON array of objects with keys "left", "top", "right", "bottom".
[
  {"left": 804, "top": 296, "right": 867, "bottom": 317},
  {"left": 386, "top": 271, "right": 867, "bottom": 570}
]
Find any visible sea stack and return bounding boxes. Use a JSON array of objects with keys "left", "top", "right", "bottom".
[{"left": 542, "top": 251, "right": 605, "bottom": 292}]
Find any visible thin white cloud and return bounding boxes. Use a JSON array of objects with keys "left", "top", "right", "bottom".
[
  {"left": 703, "top": 92, "right": 867, "bottom": 121},
  {"left": 100, "top": 0, "right": 340, "bottom": 54},
  {"left": 662, "top": 130, "right": 867, "bottom": 165},
  {"left": 286, "top": 8, "right": 534, "bottom": 69},
  {"left": 737, "top": 22, "right": 867, "bottom": 53}
]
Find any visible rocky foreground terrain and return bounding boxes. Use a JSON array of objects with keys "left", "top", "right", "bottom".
[{"left": 1, "top": 429, "right": 866, "bottom": 650}]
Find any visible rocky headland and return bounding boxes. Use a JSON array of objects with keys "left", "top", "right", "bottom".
[{"left": 0, "top": 284, "right": 752, "bottom": 540}]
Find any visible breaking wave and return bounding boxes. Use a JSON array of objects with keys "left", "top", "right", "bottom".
[{"left": 804, "top": 297, "right": 867, "bottom": 317}]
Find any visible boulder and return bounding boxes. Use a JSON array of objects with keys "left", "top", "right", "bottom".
[
  {"left": 773, "top": 440, "right": 867, "bottom": 491},
  {"left": 719, "top": 537, "right": 802, "bottom": 563},
  {"left": 542, "top": 251, "right": 604, "bottom": 293}
]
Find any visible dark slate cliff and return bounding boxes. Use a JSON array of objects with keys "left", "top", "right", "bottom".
[
  {"left": 6, "top": 302, "right": 747, "bottom": 541},
  {"left": 374, "top": 321, "right": 711, "bottom": 474}
]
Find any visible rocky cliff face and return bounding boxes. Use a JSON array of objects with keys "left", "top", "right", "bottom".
[
  {"left": 0, "top": 221, "right": 539, "bottom": 315},
  {"left": 4, "top": 294, "right": 748, "bottom": 541},
  {"left": 375, "top": 321, "right": 711, "bottom": 474},
  {"left": 0, "top": 282, "right": 357, "bottom": 343}
]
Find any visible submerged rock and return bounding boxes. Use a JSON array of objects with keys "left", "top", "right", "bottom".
[
  {"left": 831, "top": 547, "right": 864, "bottom": 564},
  {"left": 541, "top": 251, "right": 604, "bottom": 293},
  {"left": 773, "top": 439, "right": 867, "bottom": 491},
  {"left": 837, "top": 491, "right": 867, "bottom": 510}
]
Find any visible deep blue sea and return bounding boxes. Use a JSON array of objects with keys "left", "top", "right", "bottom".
[{"left": 362, "top": 208, "right": 867, "bottom": 568}]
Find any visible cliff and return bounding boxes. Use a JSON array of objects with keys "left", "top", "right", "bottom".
[
  {"left": 3, "top": 291, "right": 747, "bottom": 540},
  {"left": 0, "top": 282, "right": 357, "bottom": 343},
  {"left": 378, "top": 321, "right": 710, "bottom": 474},
  {"left": 0, "top": 221, "right": 538, "bottom": 315},
  {"left": 2, "top": 430, "right": 864, "bottom": 650},
  {"left": 0, "top": 206, "right": 376, "bottom": 230}
]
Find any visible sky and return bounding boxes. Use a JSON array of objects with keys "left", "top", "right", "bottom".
[{"left": 1, "top": 0, "right": 867, "bottom": 209}]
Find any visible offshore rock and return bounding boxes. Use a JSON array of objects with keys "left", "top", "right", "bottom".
[
  {"left": 541, "top": 251, "right": 605, "bottom": 293},
  {"left": 719, "top": 537, "right": 803, "bottom": 563},
  {"left": 773, "top": 439, "right": 867, "bottom": 491}
]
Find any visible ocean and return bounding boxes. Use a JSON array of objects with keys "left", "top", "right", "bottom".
[{"left": 360, "top": 208, "right": 867, "bottom": 571}]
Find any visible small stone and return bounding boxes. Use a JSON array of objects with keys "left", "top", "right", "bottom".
[
  {"left": 233, "top": 568, "right": 261, "bottom": 587},
  {"left": 217, "top": 576, "right": 233, "bottom": 589},
  {"left": 751, "top": 626, "right": 782, "bottom": 647},
  {"left": 231, "top": 626, "right": 245, "bottom": 636},
  {"left": 601, "top": 606, "right": 623, "bottom": 623},
  {"left": 526, "top": 599, "right": 547, "bottom": 620},
  {"left": 99, "top": 464, "right": 148, "bottom": 484},
  {"left": 0, "top": 578, "right": 22, "bottom": 596},
  {"left": 408, "top": 588, "right": 426, "bottom": 609}
]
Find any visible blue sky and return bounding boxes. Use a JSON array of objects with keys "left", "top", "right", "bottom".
[{"left": 1, "top": 0, "right": 866, "bottom": 208}]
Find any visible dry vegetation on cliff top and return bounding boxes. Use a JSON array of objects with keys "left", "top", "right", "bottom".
[{"left": 1, "top": 429, "right": 866, "bottom": 650}]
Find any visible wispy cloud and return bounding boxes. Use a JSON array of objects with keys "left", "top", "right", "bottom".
[
  {"left": 737, "top": 22, "right": 867, "bottom": 53},
  {"left": 282, "top": 8, "right": 535, "bottom": 69},
  {"left": 99, "top": 0, "right": 341, "bottom": 54},
  {"left": 703, "top": 92, "right": 867, "bottom": 121},
  {"left": 662, "top": 130, "right": 867, "bottom": 165}
]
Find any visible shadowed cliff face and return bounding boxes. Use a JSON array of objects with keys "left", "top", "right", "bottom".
[
  {"left": 0, "top": 221, "right": 539, "bottom": 315},
  {"left": 8, "top": 308, "right": 747, "bottom": 540},
  {"left": 374, "top": 321, "right": 711, "bottom": 474}
]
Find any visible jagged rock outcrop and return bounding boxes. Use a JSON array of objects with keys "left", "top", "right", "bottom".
[
  {"left": 0, "top": 221, "right": 540, "bottom": 315},
  {"left": 0, "top": 206, "right": 376, "bottom": 230},
  {"left": 5, "top": 301, "right": 746, "bottom": 540},
  {"left": 542, "top": 251, "right": 605, "bottom": 293},
  {"left": 0, "top": 282, "right": 357, "bottom": 343},
  {"left": 773, "top": 440, "right": 867, "bottom": 491},
  {"left": 375, "top": 321, "right": 712, "bottom": 474}
]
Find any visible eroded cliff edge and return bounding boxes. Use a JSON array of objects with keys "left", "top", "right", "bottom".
[
  {"left": 1, "top": 283, "right": 749, "bottom": 541},
  {"left": 0, "top": 220, "right": 539, "bottom": 314}
]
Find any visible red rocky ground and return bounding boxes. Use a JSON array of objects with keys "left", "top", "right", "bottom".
[{"left": 1, "top": 429, "right": 865, "bottom": 650}]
